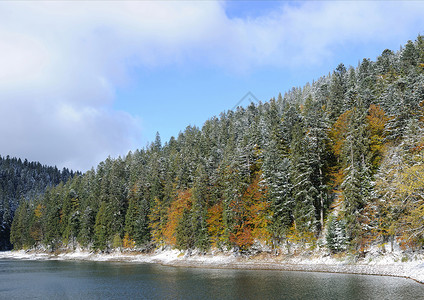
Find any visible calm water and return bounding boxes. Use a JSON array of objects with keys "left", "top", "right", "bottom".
[{"left": 0, "top": 259, "right": 423, "bottom": 299}]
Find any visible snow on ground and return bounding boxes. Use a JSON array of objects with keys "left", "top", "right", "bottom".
[
  {"left": 1, "top": 249, "right": 423, "bottom": 284},
  {"left": 0, "top": 250, "right": 48, "bottom": 260}
]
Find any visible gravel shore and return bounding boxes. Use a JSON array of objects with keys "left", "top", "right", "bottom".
[{"left": 1, "top": 249, "right": 424, "bottom": 284}]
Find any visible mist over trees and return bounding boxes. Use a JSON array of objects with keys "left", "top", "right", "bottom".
[{"left": 9, "top": 36, "right": 424, "bottom": 255}]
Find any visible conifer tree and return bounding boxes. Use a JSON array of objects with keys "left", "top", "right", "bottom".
[
  {"left": 94, "top": 202, "right": 110, "bottom": 250},
  {"left": 8, "top": 35, "right": 424, "bottom": 254},
  {"left": 191, "top": 165, "right": 210, "bottom": 251},
  {"left": 326, "top": 215, "right": 347, "bottom": 253},
  {"left": 341, "top": 105, "right": 373, "bottom": 249},
  {"left": 79, "top": 206, "right": 95, "bottom": 247},
  {"left": 328, "top": 63, "right": 347, "bottom": 120},
  {"left": 290, "top": 123, "right": 318, "bottom": 236}
]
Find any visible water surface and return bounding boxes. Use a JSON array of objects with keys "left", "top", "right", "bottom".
[{"left": 0, "top": 259, "right": 422, "bottom": 299}]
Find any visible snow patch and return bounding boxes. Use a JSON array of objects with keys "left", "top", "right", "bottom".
[{"left": 1, "top": 249, "right": 423, "bottom": 284}]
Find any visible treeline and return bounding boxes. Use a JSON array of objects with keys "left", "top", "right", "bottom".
[
  {"left": 0, "top": 156, "right": 76, "bottom": 250},
  {"left": 10, "top": 36, "right": 424, "bottom": 254}
]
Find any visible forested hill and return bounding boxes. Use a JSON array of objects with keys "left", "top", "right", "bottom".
[
  {"left": 0, "top": 156, "right": 77, "bottom": 250},
  {"left": 11, "top": 36, "right": 424, "bottom": 255}
]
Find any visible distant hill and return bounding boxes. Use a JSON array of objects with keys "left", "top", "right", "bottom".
[{"left": 0, "top": 155, "right": 77, "bottom": 250}]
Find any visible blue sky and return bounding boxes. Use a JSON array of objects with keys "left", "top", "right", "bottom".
[{"left": 0, "top": 1, "right": 423, "bottom": 171}]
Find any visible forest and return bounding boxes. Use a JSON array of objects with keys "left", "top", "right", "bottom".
[
  {"left": 0, "top": 156, "right": 76, "bottom": 250},
  {"left": 9, "top": 36, "right": 424, "bottom": 255}
]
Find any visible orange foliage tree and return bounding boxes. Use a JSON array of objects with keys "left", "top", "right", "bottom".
[
  {"left": 328, "top": 110, "right": 352, "bottom": 205},
  {"left": 163, "top": 189, "right": 192, "bottom": 246},
  {"left": 229, "top": 174, "right": 270, "bottom": 251},
  {"left": 329, "top": 110, "right": 352, "bottom": 161},
  {"left": 245, "top": 176, "right": 270, "bottom": 243},
  {"left": 206, "top": 202, "right": 226, "bottom": 249}
]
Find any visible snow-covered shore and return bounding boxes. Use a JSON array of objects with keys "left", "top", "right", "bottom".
[{"left": 1, "top": 249, "right": 424, "bottom": 284}]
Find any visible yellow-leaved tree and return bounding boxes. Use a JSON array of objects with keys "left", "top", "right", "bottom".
[
  {"left": 206, "top": 202, "right": 226, "bottom": 249},
  {"left": 163, "top": 189, "right": 191, "bottom": 246},
  {"left": 366, "top": 104, "right": 390, "bottom": 171}
]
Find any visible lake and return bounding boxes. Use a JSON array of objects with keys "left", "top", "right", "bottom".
[{"left": 0, "top": 259, "right": 422, "bottom": 299}]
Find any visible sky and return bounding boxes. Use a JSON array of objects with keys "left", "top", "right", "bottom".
[{"left": 0, "top": 1, "right": 423, "bottom": 172}]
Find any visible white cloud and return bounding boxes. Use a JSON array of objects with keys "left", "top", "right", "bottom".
[
  {"left": 0, "top": 1, "right": 423, "bottom": 171},
  {"left": 218, "top": 1, "right": 424, "bottom": 68},
  {"left": 0, "top": 30, "right": 49, "bottom": 88}
]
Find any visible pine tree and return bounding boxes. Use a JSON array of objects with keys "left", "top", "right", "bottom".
[
  {"left": 176, "top": 207, "right": 195, "bottom": 250},
  {"left": 290, "top": 122, "right": 318, "bottom": 237},
  {"left": 8, "top": 35, "right": 424, "bottom": 255},
  {"left": 328, "top": 63, "right": 347, "bottom": 120},
  {"left": 124, "top": 184, "right": 150, "bottom": 246},
  {"left": 326, "top": 215, "right": 347, "bottom": 253},
  {"left": 94, "top": 202, "right": 110, "bottom": 250},
  {"left": 191, "top": 165, "right": 210, "bottom": 251},
  {"left": 341, "top": 106, "right": 373, "bottom": 250},
  {"left": 262, "top": 102, "right": 293, "bottom": 247},
  {"left": 79, "top": 206, "right": 95, "bottom": 247}
]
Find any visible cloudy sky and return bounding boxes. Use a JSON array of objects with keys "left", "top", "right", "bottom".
[{"left": 0, "top": 1, "right": 423, "bottom": 172}]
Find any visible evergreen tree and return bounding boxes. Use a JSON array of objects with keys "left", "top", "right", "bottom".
[
  {"left": 290, "top": 122, "right": 318, "bottom": 236},
  {"left": 326, "top": 215, "right": 347, "bottom": 253},
  {"left": 328, "top": 63, "right": 347, "bottom": 120},
  {"left": 94, "top": 202, "right": 110, "bottom": 250},
  {"left": 0, "top": 156, "right": 75, "bottom": 249},
  {"left": 8, "top": 35, "right": 424, "bottom": 254},
  {"left": 79, "top": 206, "right": 95, "bottom": 247},
  {"left": 341, "top": 106, "right": 373, "bottom": 249},
  {"left": 191, "top": 165, "right": 210, "bottom": 251}
]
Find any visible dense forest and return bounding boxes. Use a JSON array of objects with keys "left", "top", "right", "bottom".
[
  {"left": 10, "top": 36, "right": 424, "bottom": 255},
  {"left": 0, "top": 156, "right": 76, "bottom": 250}
]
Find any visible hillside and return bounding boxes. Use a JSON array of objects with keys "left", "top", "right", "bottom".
[
  {"left": 10, "top": 36, "right": 424, "bottom": 256},
  {"left": 0, "top": 156, "right": 76, "bottom": 249}
]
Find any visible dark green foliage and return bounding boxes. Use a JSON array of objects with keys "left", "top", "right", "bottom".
[
  {"left": 9, "top": 35, "right": 424, "bottom": 254},
  {"left": 124, "top": 185, "right": 150, "bottom": 245},
  {"left": 176, "top": 208, "right": 195, "bottom": 250},
  {"left": 10, "top": 201, "right": 31, "bottom": 249},
  {"left": 190, "top": 165, "right": 210, "bottom": 251},
  {"left": 328, "top": 63, "right": 347, "bottom": 120},
  {"left": 94, "top": 202, "right": 110, "bottom": 250},
  {"left": 341, "top": 106, "right": 373, "bottom": 244},
  {"left": 326, "top": 215, "right": 347, "bottom": 253},
  {"left": 0, "top": 156, "right": 76, "bottom": 250},
  {"left": 79, "top": 206, "right": 95, "bottom": 247}
]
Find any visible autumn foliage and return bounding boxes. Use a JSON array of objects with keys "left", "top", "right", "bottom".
[
  {"left": 366, "top": 104, "right": 389, "bottom": 170},
  {"left": 207, "top": 203, "right": 226, "bottom": 248},
  {"left": 163, "top": 189, "right": 192, "bottom": 246},
  {"left": 229, "top": 175, "right": 270, "bottom": 251},
  {"left": 9, "top": 36, "right": 424, "bottom": 256},
  {"left": 329, "top": 110, "right": 352, "bottom": 159}
]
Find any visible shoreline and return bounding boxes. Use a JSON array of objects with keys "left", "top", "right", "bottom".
[{"left": 1, "top": 250, "right": 424, "bottom": 285}]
